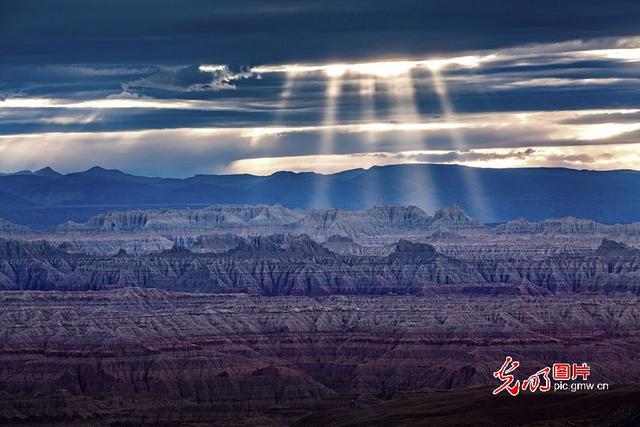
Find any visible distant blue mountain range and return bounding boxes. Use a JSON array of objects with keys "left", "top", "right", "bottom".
[{"left": 1, "top": 164, "right": 639, "bottom": 229}]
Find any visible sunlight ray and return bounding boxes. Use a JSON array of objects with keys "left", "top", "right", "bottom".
[
  {"left": 431, "top": 67, "right": 492, "bottom": 221},
  {"left": 359, "top": 77, "right": 381, "bottom": 207},
  {"left": 386, "top": 71, "right": 437, "bottom": 212},
  {"left": 313, "top": 74, "right": 343, "bottom": 208}
]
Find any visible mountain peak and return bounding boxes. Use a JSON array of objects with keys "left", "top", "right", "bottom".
[
  {"left": 85, "top": 165, "right": 109, "bottom": 173},
  {"left": 596, "top": 238, "right": 636, "bottom": 255},
  {"left": 0, "top": 217, "right": 30, "bottom": 234},
  {"left": 34, "top": 167, "right": 62, "bottom": 178},
  {"left": 433, "top": 204, "right": 476, "bottom": 226},
  {"left": 390, "top": 239, "right": 438, "bottom": 261},
  {"left": 81, "top": 166, "right": 129, "bottom": 178},
  {"left": 10, "top": 170, "right": 34, "bottom": 176}
]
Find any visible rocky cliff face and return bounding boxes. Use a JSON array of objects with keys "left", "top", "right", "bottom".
[
  {"left": 0, "top": 217, "right": 30, "bottom": 235},
  {"left": 34, "top": 205, "right": 640, "bottom": 259},
  {"left": 1, "top": 236, "right": 639, "bottom": 295},
  {"left": 300, "top": 205, "right": 435, "bottom": 236},
  {"left": 58, "top": 204, "right": 304, "bottom": 233},
  {"left": 56, "top": 204, "right": 483, "bottom": 238},
  {"left": 0, "top": 235, "right": 465, "bottom": 294},
  {"left": 55, "top": 235, "right": 174, "bottom": 255},
  {"left": 431, "top": 203, "right": 480, "bottom": 229},
  {"left": 3, "top": 205, "right": 640, "bottom": 425},
  {"left": 322, "top": 235, "right": 395, "bottom": 256},
  {"left": 496, "top": 216, "right": 640, "bottom": 235},
  {"left": 597, "top": 238, "right": 638, "bottom": 254},
  {"left": 0, "top": 289, "right": 637, "bottom": 425},
  {"left": 172, "top": 232, "right": 245, "bottom": 253}
]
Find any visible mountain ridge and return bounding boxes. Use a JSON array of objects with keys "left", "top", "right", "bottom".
[
  {"left": 56, "top": 204, "right": 480, "bottom": 237},
  {"left": 3, "top": 163, "right": 640, "bottom": 227},
  {"left": 0, "top": 234, "right": 637, "bottom": 295}
]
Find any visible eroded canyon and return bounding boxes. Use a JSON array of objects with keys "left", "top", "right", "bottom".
[{"left": 1, "top": 204, "right": 639, "bottom": 425}]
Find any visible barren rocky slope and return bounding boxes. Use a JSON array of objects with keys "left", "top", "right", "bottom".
[
  {"left": 0, "top": 289, "right": 638, "bottom": 426},
  {"left": 56, "top": 204, "right": 481, "bottom": 238},
  {"left": 1, "top": 236, "right": 640, "bottom": 294},
  {"left": 2, "top": 205, "right": 640, "bottom": 425},
  {"left": 0, "top": 218, "right": 30, "bottom": 235},
  {"left": 6, "top": 205, "right": 640, "bottom": 258},
  {"left": 58, "top": 204, "right": 305, "bottom": 233},
  {"left": 296, "top": 386, "right": 640, "bottom": 426},
  {"left": 496, "top": 216, "right": 640, "bottom": 235}
]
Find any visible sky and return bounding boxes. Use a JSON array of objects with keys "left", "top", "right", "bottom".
[{"left": 1, "top": 0, "right": 640, "bottom": 177}]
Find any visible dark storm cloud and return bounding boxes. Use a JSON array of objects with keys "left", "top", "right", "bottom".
[
  {"left": 3, "top": 0, "right": 640, "bottom": 65},
  {"left": 0, "top": 108, "right": 275, "bottom": 135},
  {"left": 7, "top": 68, "right": 640, "bottom": 137}
]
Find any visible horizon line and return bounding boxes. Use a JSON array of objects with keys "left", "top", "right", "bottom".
[{"left": 1, "top": 162, "right": 638, "bottom": 180}]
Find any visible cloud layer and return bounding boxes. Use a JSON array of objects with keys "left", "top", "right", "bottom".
[{"left": 1, "top": 1, "right": 640, "bottom": 176}]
